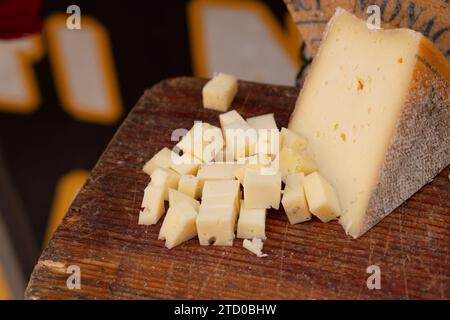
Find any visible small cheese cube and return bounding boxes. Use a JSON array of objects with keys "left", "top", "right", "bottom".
[
  {"left": 158, "top": 202, "right": 197, "bottom": 249},
  {"left": 143, "top": 147, "right": 174, "bottom": 175},
  {"left": 170, "top": 152, "right": 201, "bottom": 175},
  {"left": 246, "top": 113, "right": 278, "bottom": 130},
  {"left": 178, "top": 175, "right": 202, "bottom": 199},
  {"left": 168, "top": 188, "right": 200, "bottom": 211},
  {"left": 279, "top": 146, "right": 318, "bottom": 182},
  {"left": 243, "top": 238, "right": 267, "bottom": 258},
  {"left": 243, "top": 171, "right": 281, "bottom": 210},
  {"left": 281, "top": 173, "right": 311, "bottom": 224},
  {"left": 139, "top": 185, "right": 166, "bottom": 225},
  {"left": 237, "top": 201, "right": 266, "bottom": 239},
  {"left": 197, "top": 163, "right": 240, "bottom": 184},
  {"left": 219, "top": 110, "right": 246, "bottom": 128},
  {"left": 150, "top": 167, "right": 180, "bottom": 200},
  {"left": 196, "top": 206, "right": 236, "bottom": 246},
  {"left": 176, "top": 122, "right": 224, "bottom": 163},
  {"left": 280, "top": 127, "right": 307, "bottom": 151},
  {"left": 201, "top": 180, "right": 240, "bottom": 198},
  {"left": 234, "top": 155, "right": 274, "bottom": 184},
  {"left": 304, "top": 172, "right": 341, "bottom": 222},
  {"left": 202, "top": 73, "right": 238, "bottom": 111},
  {"left": 223, "top": 121, "right": 257, "bottom": 159}
]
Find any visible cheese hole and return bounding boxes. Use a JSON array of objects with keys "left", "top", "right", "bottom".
[
  {"left": 208, "top": 237, "right": 216, "bottom": 245},
  {"left": 368, "top": 107, "right": 372, "bottom": 114},
  {"left": 340, "top": 133, "right": 347, "bottom": 142},
  {"left": 357, "top": 79, "right": 364, "bottom": 91},
  {"left": 334, "top": 123, "right": 340, "bottom": 130},
  {"left": 397, "top": 57, "right": 403, "bottom": 64}
]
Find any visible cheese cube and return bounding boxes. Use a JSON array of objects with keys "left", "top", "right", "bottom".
[
  {"left": 138, "top": 185, "right": 166, "bottom": 225},
  {"left": 280, "top": 127, "right": 307, "bottom": 151},
  {"left": 213, "top": 147, "right": 235, "bottom": 163},
  {"left": 201, "top": 180, "right": 240, "bottom": 198},
  {"left": 158, "top": 202, "right": 197, "bottom": 249},
  {"left": 150, "top": 167, "right": 180, "bottom": 200},
  {"left": 237, "top": 201, "right": 266, "bottom": 239},
  {"left": 202, "top": 73, "right": 238, "bottom": 111},
  {"left": 281, "top": 173, "right": 311, "bottom": 224},
  {"left": 223, "top": 121, "right": 257, "bottom": 160},
  {"left": 170, "top": 152, "right": 201, "bottom": 175},
  {"left": 178, "top": 175, "right": 202, "bottom": 199},
  {"left": 143, "top": 147, "right": 174, "bottom": 175},
  {"left": 234, "top": 155, "right": 274, "bottom": 184},
  {"left": 197, "top": 163, "right": 240, "bottom": 184},
  {"left": 168, "top": 188, "right": 200, "bottom": 211},
  {"left": 304, "top": 172, "right": 341, "bottom": 222},
  {"left": 196, "top": 206, "right": 236, "bottom": 246},
  {"left": 246, "top": 113, "right": 278, "bottom": 130},
  {"left": 243, "top": 171, "right": 281, "bottom": 210},
  {"left": 176, "top": 122, "right": 223, "bottom": 163},
  {"left": 279, "top": 146, "right": 318, "bottom": 182},
  {"left": 219, "top": 110, "right": 246, "bottom": 128},
  {"left": 289, "top": 9, "right": 449, "bottom": 237},
  {"left": 243, "top": 238, "right": 267, "bottom": 258}
]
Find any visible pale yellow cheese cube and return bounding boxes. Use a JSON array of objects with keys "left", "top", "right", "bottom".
[
  {"left": 202, "top": 73, "right": 238, "bottom": 111},
  {"left": 143, "top": 147, "right": 174, "bottom": 175},
  {"left": 280, "top": 127, "right": 307, "bottom": 151},
  {"left": 304, "top": 172, "right": 341, "bottom": 222},
  {"left": 196, "top": 163, "right": 240, "bottom": 185},
  {"left": 150, "top": 167, "right": 180, "bottom": 200},
  {"left": 168, "top": 188, "right": 200, "bottom": 212},
  {"left": 243, "top": 171, "right": 281, "bottom": 210},
  {"left": 246, "top": 113, "right": 278, "bottom": 130},
  {"left": 176, "top": 122, "right": 224, "bottom": 163},
  {"left": 237, "top": 200, "right": 266, "bottom": 239},
  {"left": 219, "top": 110, "right": 246, "bottom": 128},
  {"left": 201, "top": 180, "right": 240, "bottom": 198},
  {"left": 196, "top": 206, "right": 236, "bottom": 246},
  {"left": 158, "top": 202, "right": 197, "bottom": 249},
  {"left": 170, "top": 152, "right": 201, "bottom": 175},
  {"left": 223, "top": 121, "right": 257, "bottom": 160},
  {"left": 178, "top": 175, "right": 202, "bottom": 199},
  {"left": 281, "top": 173, "right": 311, "bottom": 224},
  {"left": 279, "top": 146, "right": 318, "bottom": 183},
  {"left": 139, "top": 185, "right": 166, "bottom": 225}
]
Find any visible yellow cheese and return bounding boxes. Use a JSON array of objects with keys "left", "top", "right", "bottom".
[
  {"left": 143, "top": 147, "right": 200, "bottom": 176},
  {"left": 202, "top": 73, "right": 238, "bottom": 111},
  {"left": 279, "top": 146, "right": 318, "bottom": 182},
  {"left": 196, "top": 206, "right": 236, "bottom": 246},
  {"left": 246, "top": 113, "right": 278, "bottom": 130},
  {"left": 178, "top": 174, "right": 202, "bottom": 199},
  {"left": 142, "top": 147, "right": 174, "bottom": 175},
  {"left": 243, "top": 171, "right": 281, "bottom": 210},
  {"left": 201, "top": 180, "right": 240, "bottom": 198},
  {"left": 242, "top": 238, "right": 267, "bottom": 258},
  {"left": 196, "top": 163, "right": 240, "bottom": 186},
  {"left": 281, "top": 173, "right": 311, "bottom": 224},
  {"left": 223, "top": 121, "right": 257, "bottom": 160},
  {"left": 304, "top": 172, "right": 341, "bottom": 223},
  {"left": 150, "top": 167, "right": 180, "bottom": 200},
  {"left": 280, "top": 127, "right": 307, "bottom": 151},
  {"left": 219, "top": 110, "right": 246, "bottom": 128},
  {"left": 168, "top": 188, "right": 200, "bottom": 212},
  {"left": 138, "top": 185, "right": 166, "bottom": 225},
  {"left": 176, "top": 122, "right": 223, "bottom": 163},
  {"left": 289, "top": 9, "right": 450, "bottom": 238},
  {"left": 158, "top": 202, "right": 197, "bottom": 249},
  {"left": 237, "top": 200, "right": 266, "bottom": 239}
]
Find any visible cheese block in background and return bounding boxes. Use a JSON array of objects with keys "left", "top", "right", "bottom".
[
  {"left": 284, "top": 0, "right": 449, "bottom": 62},
  {"left": 288, "top": 9, "right": 450, "bottom": 238}
]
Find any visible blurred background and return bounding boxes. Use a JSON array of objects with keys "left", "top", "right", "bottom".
[{"left": 0, "top": 0, "right": 302, "bottom": 299}]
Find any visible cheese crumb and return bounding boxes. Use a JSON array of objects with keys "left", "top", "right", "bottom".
[{"left": 243, "top": 238, "right": 267, "bottom": 258}]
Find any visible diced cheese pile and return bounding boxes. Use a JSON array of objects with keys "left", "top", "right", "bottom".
[{"left": 140, "top": 98, "right": 342, "bottom": 257}]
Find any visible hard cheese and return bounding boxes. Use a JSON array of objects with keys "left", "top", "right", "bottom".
[{"left": 288, "top": 9, "right": 450, "bottom": 238}]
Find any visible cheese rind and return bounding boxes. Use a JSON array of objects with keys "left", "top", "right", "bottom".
[
  {"left": 282, "top": 173, "right": 311, "bottom": 224},
  {"left": 202, "top": 73, "right": 238, "bottom": 111},
  {"left": 288, "top": 9, "right": 450, "bottom": 237}
]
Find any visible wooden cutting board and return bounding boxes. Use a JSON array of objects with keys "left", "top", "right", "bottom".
[{"left": 25, "top": 77, "right": 449, "bottom": 299}]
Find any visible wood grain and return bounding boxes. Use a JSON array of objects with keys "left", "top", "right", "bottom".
[{"left": 25, "top": 77, "right": 450, "bottom": 300}]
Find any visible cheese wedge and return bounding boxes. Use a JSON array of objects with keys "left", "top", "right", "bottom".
[{"left": 288, "top": 9, "right": 450, "bottom": 238}]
